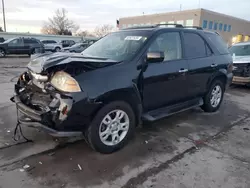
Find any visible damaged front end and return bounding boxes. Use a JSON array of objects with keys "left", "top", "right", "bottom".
[
  {"left": 10, "top": 53, "right": 111, "bottom": 137},
  {"left": 232, "top": 63, "right": 250, "bottom": 85},
  {"left": 10, "top": 70, "right": 82, "bottom": 137}
]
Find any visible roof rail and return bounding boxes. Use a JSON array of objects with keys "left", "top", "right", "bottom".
[
  {"left": 183, "top": 26, "right": 203, "bottom": 30},
  {"left": 121, "top": 25, "right": 156, "bottom": 30},
  {"left": 156, "top": 23, "right": 184, "bottom": 28}
]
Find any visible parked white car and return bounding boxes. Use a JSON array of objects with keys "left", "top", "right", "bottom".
[
  {"left": 229, "top": 41, "right": 250, "bottom": 86},
  {"left": 41, "top": 40, "right": 62, "bottom": 52}
]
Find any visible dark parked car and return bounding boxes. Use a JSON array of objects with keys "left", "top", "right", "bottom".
[
  {"left": 60, "top": 40, "right": 76, "bottom": 48},
  {"left": 61, "top": 42, "right": 90, "bottom": 53},
  {"left": 0, "top": 37, "right": 45, "bottom": 57},
  {"left": 11, "top": 24, "right": 233, "bottom": 154}
]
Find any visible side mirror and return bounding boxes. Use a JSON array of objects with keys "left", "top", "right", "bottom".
[{"left": 146, "top": 52, "right": 164, "bottom": 63}]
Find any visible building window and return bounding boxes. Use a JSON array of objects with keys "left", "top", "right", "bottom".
[
  {"left": 219, "top": 23, "right": 223, "bottom": 31},
  {"left": 228, "top": 25, "right": 232, "bottom": 32},
  {"left": 186, "top": 19, "right": 194, "bottom": 26},
  {"left": 224, "top": 24, "right": 227, "bottom": 31},
  {"left": 122, "top": 24, "right": 126, "bottom": 28},
  {"left": 214, "top": 22, "right": 218, "bottom": 30},
  {"left": 202, "top": 20, "right": 208, "bottom": 28},
  {"left": 160, "top": 21, "right": 166, "bottom": 24},
  {"left": 209, "top": 21, "right": 213, "bottom": 29},
  {"left": 128, "top": 24, "right": 132, "bottom": 27}
]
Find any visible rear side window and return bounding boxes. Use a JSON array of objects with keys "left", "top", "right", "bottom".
[
  {"left": 205, "top": 33, "right": 229, "bottom": 54},
  {"left": 183, "top": 32, "right": 207, "bottom": 59},
  {"left": 47, "top": 40, "right": 57, "bottom": 44}
]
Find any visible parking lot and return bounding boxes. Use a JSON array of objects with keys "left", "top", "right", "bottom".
[{"left": 0, "top": 57, "right": 250, "bottom": 188}]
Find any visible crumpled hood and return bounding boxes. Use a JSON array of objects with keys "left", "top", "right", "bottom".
[
  {"left": 233, "top": 56, "right": 250, "bottom": 64},
  {"left": 27, "top": 52, "right": 119, "bottom": 74}
]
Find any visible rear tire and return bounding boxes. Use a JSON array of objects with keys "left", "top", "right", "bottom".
[
  {"left": 201, "top": 79, "right": 225, "bottom": 112},
  {"left": 85, "top": 101, "right": 136, "bottom": 154}
]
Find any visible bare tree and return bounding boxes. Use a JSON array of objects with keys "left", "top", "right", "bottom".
[
  {"left": 94, "top": 24, "right": 114, "bottom": 37},
  {"left": 41, "top": 8, "right": 79, "bottom": 35}
]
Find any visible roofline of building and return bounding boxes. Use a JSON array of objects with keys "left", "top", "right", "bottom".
[
  {"left": 119, "top": 8, "right": 250, "bottom": 23},
  {"left": 200, "top": 8, "right": 250, "bottom": 23},
  {"left": 119, "top": 8, "right": 202, "bottom": 20}
]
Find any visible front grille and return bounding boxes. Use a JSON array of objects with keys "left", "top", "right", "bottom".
[{"left": 233, "top": 63, "right": 250, "bottom": 77}]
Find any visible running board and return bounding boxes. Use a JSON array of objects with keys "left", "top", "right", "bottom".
[{"left": 142, "top": 98, "right": 203, "bottom": 122}]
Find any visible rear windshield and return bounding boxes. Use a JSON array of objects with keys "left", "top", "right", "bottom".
[
  {"left": 228, "top": 45, "right": 250, "bottom": 56},
  {"left": 205, "top": 33, "right": 229, "bottom": 54}
]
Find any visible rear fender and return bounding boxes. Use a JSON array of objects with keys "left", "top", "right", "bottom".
[{"left": 206, "top": 69, "right": 227, "bottom": 91}]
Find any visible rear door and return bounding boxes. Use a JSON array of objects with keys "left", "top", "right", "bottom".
[
  {"left": 23, "top": 38, "right": 32, "bottom": 54},
  {"left": 143, "top": 31, "right": 189, "bottom": 111},
  {"left": 183, "top": 31, "right": 216, "bottom": 98}
]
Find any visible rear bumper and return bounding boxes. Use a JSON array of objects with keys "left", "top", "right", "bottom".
[{"left": 232, "top": 76, "right": 250, "bottom": 85}]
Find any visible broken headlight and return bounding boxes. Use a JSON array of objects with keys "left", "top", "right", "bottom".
[{"left": 50, "top": 71, "right": 81, "bottom": 92}]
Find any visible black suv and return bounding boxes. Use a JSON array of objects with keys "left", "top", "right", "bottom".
[
  {"left": 11, "top": 24, "right": 233, "bottom": 154},
  {"left": 0, "top": 37, "right": 45, "bottom": 57}
]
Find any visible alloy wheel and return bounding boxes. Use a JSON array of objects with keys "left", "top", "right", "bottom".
[
  {"left": 210, "top": 85, "right": 222, "bottom": 108},
  {"left": 99, "top": 109, "right": 130, "bottom": 146}
]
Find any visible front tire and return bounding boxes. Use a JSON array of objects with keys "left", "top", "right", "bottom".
[
  {"left": 201, "top": 79, "right": 225, "bottom": 112},
  {"left": 0, "top": 48, "right": 6, "bottom": 57},
  {"left": 86, "top": 101, "right": 136, "bottom": 154},
  {"left": 55, "top": 47, "right": 61, "bottom": 52}
]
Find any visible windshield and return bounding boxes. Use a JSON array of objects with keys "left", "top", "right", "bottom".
[
  {"left": 81, "top": 30, "right": 150, "bottom": 62},
  {"left": 229, "top": 45, "right": 250, "bottom": 56}
]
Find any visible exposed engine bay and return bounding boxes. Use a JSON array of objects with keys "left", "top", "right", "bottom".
[{"left": 233, "top": 63, "right": 250, "bottom": 77}]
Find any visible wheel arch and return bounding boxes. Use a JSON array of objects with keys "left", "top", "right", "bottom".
[
  {"left": 206, "top": 69, "right": 227, "bottom": 91},
  {"left": 93, "top": 87, "right": 143, "bottom": 126}
]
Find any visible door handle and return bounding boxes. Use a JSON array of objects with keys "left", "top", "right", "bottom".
[
  {"left": 211, "top": 63, "right": 218, "bottom": 67},
  {"left": 179, "top": 69, "right": 188, "bottom": 73}
]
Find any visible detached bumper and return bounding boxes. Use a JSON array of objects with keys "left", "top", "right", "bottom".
[
  {"left": 11, "top": 95, "right": 83, "bottom": 137},
  {"left": 232, "top": 76, "right": 250, "bottom": 85}
]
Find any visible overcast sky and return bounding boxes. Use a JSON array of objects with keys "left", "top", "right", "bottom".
[{"left": 1, "top": 0, "right": 250, "bottom": 33}]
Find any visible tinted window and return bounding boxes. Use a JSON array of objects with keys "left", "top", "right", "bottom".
[
  {"left": 183, "top": 32, "right": 206, "bottom": 59},
  {"left": 148, "top": 32, "right": 182, "bottom": 61},
  {"left": 47, "top": 40, "right": 56, "bottom": 44},
  {"left": 206, "top": 44, "right": 213, "bottom": 56},
  {"left": 25, "top": 39, "right": 38, "bottom": 44},
  {"left": 30, "top": 39, "right": 39, "bottom": 44},
  {"left": 228, "top": 25, "right": 232, "bottom": 32},
  {"left": 9, "top": 38, "right": 23, "bottom": 46},
  {"left": 205, "top": 33, "right": 229, "bottom": 54}
]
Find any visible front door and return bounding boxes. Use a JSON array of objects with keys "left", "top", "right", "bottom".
[
  {"left": 8, "top": 38, "right": 24, "bottom": 54},
  {"left": 142, "top": 31, "right": 189, "bottom": 111}
]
